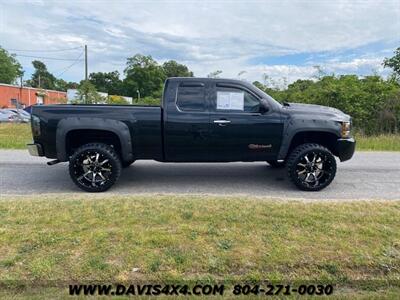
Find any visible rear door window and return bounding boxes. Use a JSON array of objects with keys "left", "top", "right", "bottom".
[{"left": 176, "top": 82, "right": 206, "bottom": 112}]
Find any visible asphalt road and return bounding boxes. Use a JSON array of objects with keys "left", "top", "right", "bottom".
[{"left": 0, "top": 150, "right": 399, "bottom": 200}]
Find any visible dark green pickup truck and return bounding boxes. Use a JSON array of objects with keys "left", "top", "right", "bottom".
[{"left": 28, "top": 77, "right": 355, "bottom": 192}]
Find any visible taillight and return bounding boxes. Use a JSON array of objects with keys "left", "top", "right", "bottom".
[{"left": 31, "top": 115, "right": 41, "bottom": 136}]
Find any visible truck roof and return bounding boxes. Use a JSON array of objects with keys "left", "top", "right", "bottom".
[
  {"left": 167, "top": 77, "right": 246, "bottom": 83},
  {"left": 166, "top": 77, "right": 258, "bottom": 91}
]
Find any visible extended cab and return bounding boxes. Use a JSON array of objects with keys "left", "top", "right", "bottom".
[{"left": 28, "top": 77, "right": 355, "bottom": 192}]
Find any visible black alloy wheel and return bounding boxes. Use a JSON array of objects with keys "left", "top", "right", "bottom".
[
  {"left": 69, "top": 143, "right": 122, "bottom": 192},
  {"left": 287, "top": 143, "right": 336, "bottom": 191}
]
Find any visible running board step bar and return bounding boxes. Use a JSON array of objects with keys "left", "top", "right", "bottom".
[{"left": 47, "top": 159, "right": 60, "bottom": 166}]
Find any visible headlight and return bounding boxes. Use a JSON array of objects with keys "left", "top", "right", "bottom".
[{"left": 341, "top": 121, "right": 351, "bottom": 138}]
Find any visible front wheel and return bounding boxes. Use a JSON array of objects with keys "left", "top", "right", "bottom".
[
  {"left": 69, "top": 143, "right": 122, "bottom": 192},
  {"left": 286, "top": 143, "right": 336, "bottom": 191}
]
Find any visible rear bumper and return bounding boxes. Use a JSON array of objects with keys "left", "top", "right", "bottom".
[
  {"left": 337, "top": 138, "right": 355, "bottom": 162},
  {"left": 27, "top": 143, "right": 44, "bottom": 157}
]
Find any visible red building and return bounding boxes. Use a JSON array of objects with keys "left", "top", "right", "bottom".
[{"left": 0, "top": 83, "right": 67, "bottom": 108}]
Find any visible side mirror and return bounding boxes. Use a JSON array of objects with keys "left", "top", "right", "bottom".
[{"left": 259, "top": 99, "right": 269, "bottom": 113}]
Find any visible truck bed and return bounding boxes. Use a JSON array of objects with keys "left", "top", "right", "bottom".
[{"left": 31, "top": 104, "right": 163, "bottom": 160}]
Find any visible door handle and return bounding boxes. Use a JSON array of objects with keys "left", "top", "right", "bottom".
[{"left": 213, "top": 119, "right": 231, "bottom": 126}]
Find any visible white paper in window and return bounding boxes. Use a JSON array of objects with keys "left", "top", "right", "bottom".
[
  {"left": 230, "top": 92, "right": 244, "bottom": 110},
  {"left": 216, "top": 92, "right": 231, "bottom": 109},
  {"left": 217, "top": 91, "right": 244, "bottom": 110}
]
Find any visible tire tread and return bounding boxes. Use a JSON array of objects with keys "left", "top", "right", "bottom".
[
  {"left": 286, "top": 143, "right": 336, "bottom": 191},
  {"left": 69, "top": 143, "right": 121, "bottom": 192}
]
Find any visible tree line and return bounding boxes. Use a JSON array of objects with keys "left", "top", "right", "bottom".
[
  {"left": 0, "top": 48, "right": 194, "bottom": 102},
  {"left": 252, "top": 49, "right": 400, "bottom": 135},
  {"left": 1, "top": 45, "right": 399, "bottom": 134}
]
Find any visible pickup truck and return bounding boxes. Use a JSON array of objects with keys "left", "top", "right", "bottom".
[{"left": 28, "top": 77, "right": 355, "bottom": 192}]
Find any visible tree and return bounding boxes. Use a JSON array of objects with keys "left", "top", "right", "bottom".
[
  {"left": 123, "top": 54, "right": 166, "bottom": 98},
  {"left": 312, "top": 65, "right": 326, "bottom": 79},
  {"left": 383, "top": 47, "right": 400, "bottom": 78},
  {"left": 106, "top": 95, "right": 129, "bottom": 105},
  {"left": 75, "top": 80, "right": 104, "bottom": 104},
  {"left": 252, "top": 80, "right": 283, "bottom": 99},
  {"left": 253, "top": 81, "right": 265, "bottom": 90},
  {"left": 89, "top": 71, "right": 123, "bottom": 95},
  {"left": 54, "top": 78, "right": 78, "bottom": 92},
  {"left": 0, "top": 46, "right": 23, "bottom": 84},
  {"left": 27, "top": 60, "right": 56, "bottom": 89},
  {"left": 162, "top": 60, "right": 193, "bottom": 77},
  {"left": 207, "top": 70, "right": 222, "bottom": 78},
  {"left": 237, "top": 70, "right": 247, "bottom": 79}
]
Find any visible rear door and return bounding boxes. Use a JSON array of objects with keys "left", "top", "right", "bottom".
[
  {"left": 164, "top": 80, "right": 211, "bottom": 161},
  {"left": 207, "top": 82, "right": 283, "bottom": 161}
]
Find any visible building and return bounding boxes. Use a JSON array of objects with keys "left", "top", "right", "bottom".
[
  {"left": 0, "top": 83, "right": 67, "bottom": 108},
  {"left": 67, "top": 89, "right": 133, "bottom": 104},
  {"left": 67, "top": 89, "right": 108, "bottom": 103}
]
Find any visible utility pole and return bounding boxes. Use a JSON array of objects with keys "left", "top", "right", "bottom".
[
  {"left": 85, "top": 44, "right": 88, "bottom": 81},
  {"left": 84, "top": 44, "right": 88, "bottom": 104},
  {"left": 19, "top": 76, "right": 23, "bottom": 110}
]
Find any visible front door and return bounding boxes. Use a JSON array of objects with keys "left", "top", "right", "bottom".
[{"left": 208, "top": 82, "right": 283, "bottom": 161}]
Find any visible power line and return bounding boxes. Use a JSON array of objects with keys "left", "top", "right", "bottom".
[
  {"left": 15, "top": 54, "right": 84, "bottom": 61},
  {"left": 55, "top": 51, "right": 85, "bottom": 77},
  {"left": 108, "top": 62, "right": 127, "bottom": 67},
  {"left": 6, "top": 46, "right": 83, "bottom": 52}
]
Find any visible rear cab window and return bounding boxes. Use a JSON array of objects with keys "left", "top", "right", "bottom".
[{"left": 176, "top": 82, "right": 206, "bottom": 112}]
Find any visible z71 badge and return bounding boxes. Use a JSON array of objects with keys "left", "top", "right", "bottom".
[{"left": 248, "top": 144, "right": 272, "bottom": 150}]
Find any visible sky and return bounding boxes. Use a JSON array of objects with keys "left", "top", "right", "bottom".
[{"left": 0, "top": 0, "right": 399, "bottom": 86}]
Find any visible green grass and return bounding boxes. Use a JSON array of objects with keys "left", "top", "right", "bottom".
[
  {"left": 0, "top": 123, "right": 32, "bottom": 149},
  {"left": 0, "top": 123, "right": 399, "bottom": 151},
  {"left": 0, "top": 194, "right": 399, "bottom": 298},
  {"left": 355, "top": 134, "right": 400, "bottom": 151}
]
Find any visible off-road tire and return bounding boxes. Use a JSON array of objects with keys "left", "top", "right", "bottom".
[
  {"left": 287, "top": 143, "right": 336, "bottom": 191},
  {"left": 69, "top": 143, "right": 122, "bottom": 192},
  {"left": 267, "top": 160, "right": 286, "bottom": 168}
]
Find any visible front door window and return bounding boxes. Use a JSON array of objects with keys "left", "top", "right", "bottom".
[{"left": 213, "top": 86, "right": 261, "bottom": 113}]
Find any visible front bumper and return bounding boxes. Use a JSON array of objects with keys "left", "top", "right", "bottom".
[
  {"left": 337, "top": 138, "right": 355, "bottom": 162},
  {"left": 27, "top": 143, "right": 44, "bottom": 157}
]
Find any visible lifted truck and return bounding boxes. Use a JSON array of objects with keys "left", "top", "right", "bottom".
[{"left": 28, "top": 77, "right": 355, "bottom": 192}]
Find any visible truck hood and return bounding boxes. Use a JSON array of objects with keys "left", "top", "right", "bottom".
[{"left": 284, "top": 102, "right": 350, "bottom": 121}]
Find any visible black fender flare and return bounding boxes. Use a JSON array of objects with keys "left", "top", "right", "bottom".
[
  {"left": 56, "top": 117, "right": 133, "bottom": 162},
  {"left": 277, "top": 120, "right": 341, "bottom": 160}
]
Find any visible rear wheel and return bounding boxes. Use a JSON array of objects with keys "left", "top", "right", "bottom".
[
  {"left": 287, "top": 143, "right": 336, "bottom": 191},
  {"left": 69, "top": 143, "right": 122, "bottom": 192}
]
